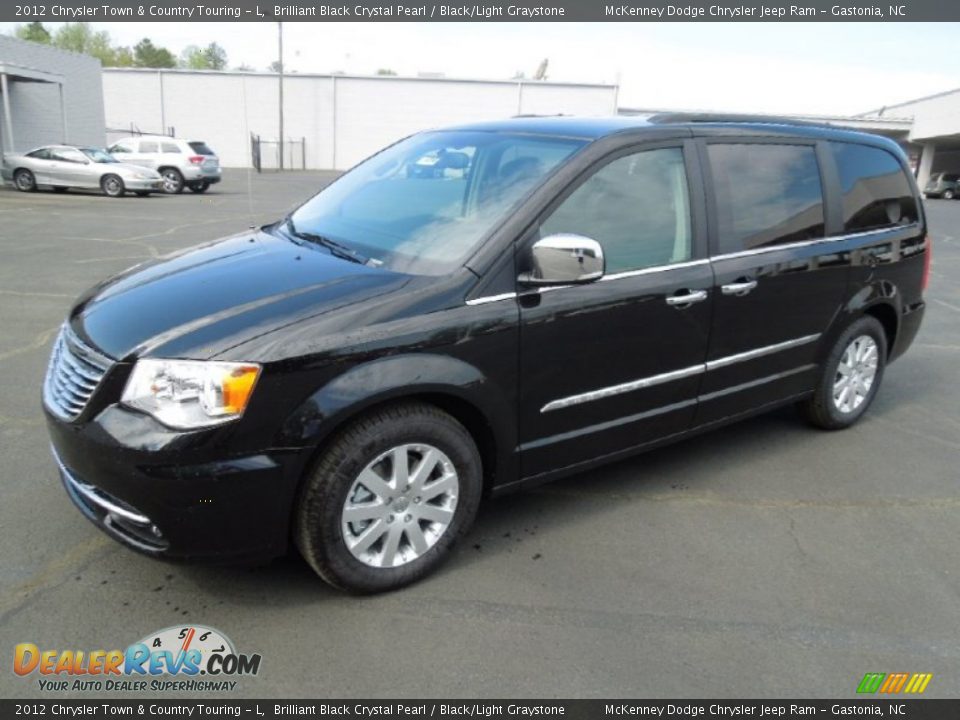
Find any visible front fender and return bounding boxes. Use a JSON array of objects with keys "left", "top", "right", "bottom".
[{"left": 277, "top": 353, "right": 516, "bottom": 481}]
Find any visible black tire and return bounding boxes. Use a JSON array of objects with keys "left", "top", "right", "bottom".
[
  {"left": 945, "top": 189, "right": 956, "bottom": 200},
  {"left": 188, "top": 180, "right": 210, "bottom": 194},
  {"left": 100, "top": 174, "right": 125, "bottom": 198},
  {"left": 797, "top": 315, "right": 887, "bottom": 430},
  {"left": 53, "top": 186, "right": 69, "bottom": 194},
  {"left": 295, "top": 402, "right": 482, "bottom": 593},
  {"left": 160, "top": 167, "right": 184, "bottom": 194},
  {"left": 134, "top": 191, "right": 151, "bottom": 197},
  {"left": 13, "top": 169, "right": 36, "bottom": 192}
]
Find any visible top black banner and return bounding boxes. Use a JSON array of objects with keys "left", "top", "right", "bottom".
[{"left": 5, "top": 0, "right": 960, "bottom": 22}]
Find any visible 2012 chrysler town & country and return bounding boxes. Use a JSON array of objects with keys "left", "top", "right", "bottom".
[{"left": 44, "top": 116, "right": 929, "bottom": 592}]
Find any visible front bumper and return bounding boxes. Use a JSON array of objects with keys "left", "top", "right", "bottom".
[
  {"left": 46, "top": 404, "right": 308, "bottom": 563},
  {"left": 124, "top": 178, "right": 164, "bottom": 192}
]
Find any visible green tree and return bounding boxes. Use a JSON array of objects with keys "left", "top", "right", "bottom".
[
  {"left": 180, "top": 42, "right": 227, "bottom": 70},
  {"left": 133, "top": 38, "right": 177, "bottom": 68},
  {"left": 376, "top": 68, "right": 397, "bottom": 76},
  {"left": 15, "top": 22, "right": 51, "bottom": 44},
  {"left": 112, "top": 46, "right": 135, "bottom": 67},
  {"left": 51, "top": 23, "right": 120, "bottom": 66},
  {"left": 203, "top": 42, "right": 227, "bottom": 70}
]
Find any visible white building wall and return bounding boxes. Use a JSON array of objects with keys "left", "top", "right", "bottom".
[
  {"left": 886, "top": 89, "right": 960, "bottom": 142},
  {"left": 0, "top": 35, "right": 105, "bottom": 153},
  {"left": 102, "top": 69, "right": 618, "bottom": 170}
]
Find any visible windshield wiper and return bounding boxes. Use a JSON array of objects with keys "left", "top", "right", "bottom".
[{"left": 283, "top": 218, "right": 368, "bottom": 265}]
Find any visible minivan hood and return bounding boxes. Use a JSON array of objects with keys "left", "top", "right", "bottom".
[{"left": 70, "top": 229, "right": 406, "bottom": 360}]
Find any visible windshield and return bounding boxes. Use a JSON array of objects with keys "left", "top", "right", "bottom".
[
  {"left": 287, "top": 130, "right": 586, "bottom": 275},
  {"left": 81, "top": 148, "right": 118, "bottom": 164}
]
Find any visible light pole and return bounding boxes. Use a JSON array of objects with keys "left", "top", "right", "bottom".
[{"left": 278, "top": 21, "right": 284, "bottom": 170}]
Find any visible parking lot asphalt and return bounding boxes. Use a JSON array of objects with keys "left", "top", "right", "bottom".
[{"left": 0, "top": 171, "right": 958, "bottom": 699}]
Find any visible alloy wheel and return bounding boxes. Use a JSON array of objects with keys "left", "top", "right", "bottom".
[
  {"left": 162, "top": 170, "right": 183, "bottom": 193},
  {"left": 832, "top": 334, "right": 879, "bottom": 414},
  {"left": 341, "top": 443, "right": 459, "bottom": 569},
  {"left": 103, "top": 176, "right": 123, "bottom": 196}
]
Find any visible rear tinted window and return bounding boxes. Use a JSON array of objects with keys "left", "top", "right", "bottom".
[
  {"left": 943, "top": 173, "right": 959, "bottom": 182},
  {"left": 829, "top": 142, "right": 918, "bottom": 233},
  {"left": 189, "top": 142, "right": 215, "bottom": 156},
  {"left": 26, "top": 148, "right": 51, "bottom": 159},
  {"left": 708, "top": 143, "right": 825, "bottom": 254}
]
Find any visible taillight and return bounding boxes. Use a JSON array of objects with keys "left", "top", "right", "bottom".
[
  {"left": 188, "top": 156, "right": 204, "bottom": 165},
  {"left": 922, "top": 235, "right": 932, "bottom": 291}
]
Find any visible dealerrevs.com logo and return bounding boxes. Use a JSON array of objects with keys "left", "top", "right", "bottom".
[{"left": 14, "top": 625, "right": 262, "bottom": 692}]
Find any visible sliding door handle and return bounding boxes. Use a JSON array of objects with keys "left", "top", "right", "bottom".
[
  {"left": 721, "top": 279, "right": 758, "bottom": 296},
  {"left": 666, "top": 289, "right": 708, "bottom": 308}
]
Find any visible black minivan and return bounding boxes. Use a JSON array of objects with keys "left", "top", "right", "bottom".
[{"left": 44, "top": 115, "right": 929, "bottom": 592}]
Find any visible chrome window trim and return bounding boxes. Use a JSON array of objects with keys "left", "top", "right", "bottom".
[
  {"left": 465, "top": 292, "right": 518, "bottom": 306},
  {"left": 540, "top": 333, "right": 821, "bottom": 413},
  {"left": 709, "top": 224, "right": 919, "bottom": 263},
  {"left": 468, "top": 224, "right": 920, "bottom": 306},
  {"left": 704, "top": 334, "right": 820, "bottom": 371},
  {"left": 600, "top": 258, "right": 710, "bottom": 282}
]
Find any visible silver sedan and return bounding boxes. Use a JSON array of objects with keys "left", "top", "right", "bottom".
[{"left": 2, "top": 145, "right": 164, "bottom": 197}]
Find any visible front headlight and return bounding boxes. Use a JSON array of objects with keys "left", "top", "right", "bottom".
[{"left": 121, "top": 359, "right": 260, "bottom": 430}]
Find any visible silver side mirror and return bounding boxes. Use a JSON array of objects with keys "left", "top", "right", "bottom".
[{"left": 519, "top": 234, "right": 605, "bottom": 285}]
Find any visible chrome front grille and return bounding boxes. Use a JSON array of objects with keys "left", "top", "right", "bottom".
[{"left": 43, "top": 327, "right": 113, "bottom": 421}]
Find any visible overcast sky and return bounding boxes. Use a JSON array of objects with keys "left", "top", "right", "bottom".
[{"left": 3, "top": 21, "right": 959, "bottom": 115}]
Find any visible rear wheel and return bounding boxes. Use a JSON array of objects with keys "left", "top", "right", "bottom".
[
  {"left": 100, "top": 174, "right": 125, "bottom": 198},
  {"left": 14, "top": 169, "right": 36, "bottom": 192},
  {"left": 295, "top": 402, "right": 482, "bottom": 593},
  {"left": 160, "top": 167, "right": 184, "bottom": 194},
  {"left": 798, "top": 316, "right": 887, "bottom": 430},
  {"left": 188, "top": 180, "right": 210, "bottom": 194}
]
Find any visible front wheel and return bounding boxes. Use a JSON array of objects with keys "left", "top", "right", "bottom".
[
  {"left": 295, "top": 402, "right": 482, "bottom": 593},
  {"left": 944, "top": 189, "right": 956, "bottom": 200},
  {"left": 797, "top": 316, "right": 887, "bottom": 430},
  {"left": 100, "top": 174, "right": 125, "bottom": 198}
]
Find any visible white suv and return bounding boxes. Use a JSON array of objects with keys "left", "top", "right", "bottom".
[{"left": 107, "top": 136, "right": 222, "bottom": 194}]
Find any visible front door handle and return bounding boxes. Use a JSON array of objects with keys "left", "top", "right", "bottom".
[
  {"left": 666, "top": 289, "right": 708, "bottom": 308},
  {"left": 721, "top": 279, "right": 758, "bottom": 297}
]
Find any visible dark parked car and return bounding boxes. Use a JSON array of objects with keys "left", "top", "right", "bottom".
[
  {"left": 44, "top": 116, "right": 929, "bottom": 592},
  {"left": 923, "top": 172, "right": 959, "bottom": 199}
]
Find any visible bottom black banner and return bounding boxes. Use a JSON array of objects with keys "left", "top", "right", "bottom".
[{"left": 1, "top": 700, "right": 957, "bottom": 719}]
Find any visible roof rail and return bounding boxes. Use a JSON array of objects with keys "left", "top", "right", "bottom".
[{"left": 648, "top": 112, "right": 826, "bottom": 128}]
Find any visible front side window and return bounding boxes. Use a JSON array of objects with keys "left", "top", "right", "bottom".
[
  {"left": 81, "top": 148, "right": 117, "bottom": 164},
  {"left": 51, "top": 148, "right": 87, "bottom": 164},
  {"left": 540, "top": 147, "right": 692, "bottom": 274},
  {"left": 139, "top": 141, "right": 159, "bottom": 153},
  {"left": 829, "top": 142, "right": 918, "bottom": 233},
  {"left": 708, "top": 143, "right": 824, "bottom": 253},
  {"left": 288, "top": 131, "right": 585, "bottom": 275}
]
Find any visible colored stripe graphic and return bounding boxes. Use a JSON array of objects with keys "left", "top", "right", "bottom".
[
  {"left": 904, "top": 673, "right": 933, "bottom": 694},
  {"left": 857, "top": 673, "right": 885, "bottom": 694},
  {"left": 858, "top": 672, "right": 932, "bottom": 694}
]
